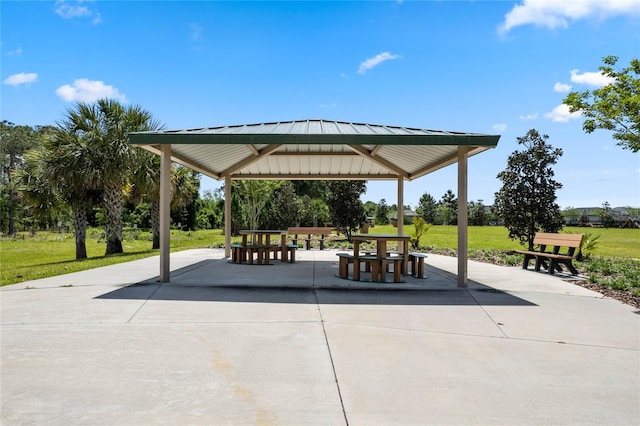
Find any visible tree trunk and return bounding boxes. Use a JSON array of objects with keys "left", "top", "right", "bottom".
[
  {"left": 73, "top": 203, "right": 88, "bottom": 260},
  {"left": 151, "top": 199, "right": 160, "bottom": 250},
  {"left": 8, "top": 153, "right": 15, "bottom": 235},
  {"left": 104, "top": 182, "right": 123, "bottom": 255}
]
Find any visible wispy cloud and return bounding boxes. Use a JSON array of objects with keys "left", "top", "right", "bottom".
[
  {"left": 519, "top": 113, "right": 538, "bottom": 121},
  {"left": 553, "top": 82, "right": 572, "bottom": 93},
  {"left": 55, "top": 78, "right": 127, "bottom": 103},
  {"left": 55, "top": 1, "right": 101, "bottom": 25},
  {"left": 544, "top": 104, "right": 581, "bottom": 122},
  {"left": 189, "top": 23, "right": 203, "bottom": 42},
  {"left": 498, "top": 0, "right": 640, "bottom": 34},
  {"left": 492, "top": 123, "right": 507, "bottom": 132},
  {"left": 358, "top": 52, "right": 401, "bottom": 75},
  {"left": 570, "top": 69, "right": 615, "bottom": 87},
  {"left": 3, "top": 72, "right": 38, "bottom": 87},
  {"left": 6, "top": 47, "right": 23, "bottom": 56}
]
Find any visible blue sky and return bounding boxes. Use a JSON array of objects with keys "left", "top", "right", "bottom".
[{"left": 2, "top": 0, "right": 639, "bottom": 209}]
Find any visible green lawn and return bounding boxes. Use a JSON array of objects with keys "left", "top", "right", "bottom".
[
  {"left": 0, "top": 229, "right": 229, "bottom": 286},
  {"left": 1, "top": 225, "right": 638, "bottom": 287}
]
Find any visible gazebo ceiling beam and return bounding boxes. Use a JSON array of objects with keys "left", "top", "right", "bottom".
[
  {"left": 138, "top": 145, "right": 220, "bottom": 180},
  {"left": 409, "top": 146, "right": 488, "bottom": 180},
  {"left": 220, "top": 144, "right": 283, "bottom": 178},
  {"left": 347, "top": 144, "right": 408, "bottom": 178},
  {"left": 269, "top": 151, "right": 359, "bottom": 156},
  {"left": 227, "top": 173, "right": 399, "bottom": 180}
]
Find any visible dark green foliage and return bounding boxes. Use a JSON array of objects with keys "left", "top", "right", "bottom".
[
  {"left": 375, "top": 199, "right": 390, "bottom": 225},
  {"left": 272, "top": 181, "right": 299, "bottom": 228},
  {"left": 599, "top": 201, "right": 617, "bottom": 228},
  {"left": 468, "top": 200, "right": 488, "bottom": 226},
  {"left": 416, "top": 192, "right": 436, "bottom": 224},
  {"left": 327, "top": 180, "right": 366, "bottom": 240},
  {"left": 437, "top": 189, "right": 457, "bottom": 225},
  {"left": 0, "top": 121, "right": 44, "bottom": 234},
  {"left": 494, "top": 129, "right": 565, "bottom": 250}
]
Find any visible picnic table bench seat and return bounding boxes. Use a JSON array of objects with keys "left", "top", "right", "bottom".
[
  {"left": 515, "top": 232, "right": 583, "bottom": 275},
  {"left": 336, "top": 253, "right": 402, "bottom": 283}
]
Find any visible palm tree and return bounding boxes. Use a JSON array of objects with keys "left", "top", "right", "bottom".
[
  {"left": 63, "top": 99, "right": 161, "bottom": 255},
  {"left": 43, "top": 126, "right": 101, "bottom": 259},
  {"left": 129, "top": 153, "right": 200, "bottom": 249}
]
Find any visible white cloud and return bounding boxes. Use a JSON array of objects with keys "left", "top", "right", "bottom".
[
  {"left": 358, "top": 52, "right": 401, "bottom": 74},
  {"left": 3, "top": 72, "right": 38, "bottom": 87},
  {"left": 6, "top": 47, "right": 23, "bottom": 56},
  {"left": 492, "top": 123, "right": 507, "bottom": 132},
  {"left": 55, "top": 1, "right": 101, "bottom": 24},
  {"left": 519, "top": 113, "right": 539, "bottom": 120},
  {"left": 570, "top": 69, "right": 615, "bottom": 87},
  {"left": 498, "top": 0, "right": 640, "bottom": 34},
  {"left": 544, "top": 104, "right": 581, "bottom": 122},
  {"left": 553, "top": 82, "right": 572, "bottom": 92},
  {"left": 55, "top": 78, "right": 128, "bottom": 103}
]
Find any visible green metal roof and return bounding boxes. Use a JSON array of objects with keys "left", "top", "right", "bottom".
[{"left": 129, "top": 119, "right": 500, "bottom": 181}]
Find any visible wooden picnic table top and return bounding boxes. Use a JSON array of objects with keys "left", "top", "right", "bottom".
[{"left": 352, "top": 234, "right": 411, "bottom": 241}]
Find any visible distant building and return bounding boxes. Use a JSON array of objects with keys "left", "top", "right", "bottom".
[{"left": 564, "top": 207, "right": 638, "bottom": 228}]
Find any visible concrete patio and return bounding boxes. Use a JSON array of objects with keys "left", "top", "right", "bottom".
[{"left": 1, "top": 248, "right": 638, "bottom": 425}]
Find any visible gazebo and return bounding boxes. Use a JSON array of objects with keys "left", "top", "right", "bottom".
[{"left": 129, "top": 119, "right": 500, "bottom": 287}]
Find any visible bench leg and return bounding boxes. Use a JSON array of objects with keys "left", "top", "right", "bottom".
[
  {"left": 353, "top": 258, "right": 361, "bottom": 281},
  {"left": 288, "top": 247, "right": 296, "bottom": 263},
  {"left": 338, "top": 257, "right": 348, "bottom": 278},
  {"left": 379, "top": 260, "right": 386, "bottom": 282},
  {"left": 411, "top": 256, "right": 417, "bottom": 277},
  {"left": 371, "top": 260, "right": 381, "bottom": 282},
  {"left": 417, "top": 258, "right": 425, "bottom": 279},
  {"left": 393, "top": 260, "right": 401, "bottom": 283}
]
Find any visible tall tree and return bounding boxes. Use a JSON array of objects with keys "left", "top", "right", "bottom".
[
  {"left": 43, "top": 126, "right": 102, "bottom": 259},
  {"left": 61, "top": 99, "right": 161, "bottom": 255},
  {"left": 468, "top": 200, "right": 487, "bottom": 226},
  {"left": 0, "top": 121, "right": 40, "bottom": 234},
  {"left": 494, "top": 129, "right": 565, "bottom": 250},
  {"left": 234, "top": 180, "right": 283, "bottom": 230},
  {"left": 563, "top": 55, "right": 640, "bottom": 152},
  {"left": 271, "top": 181, "right": 299, "bottom": 228},
  {"left": 327, "top": 180, "right": 366, "bottom": 241},
  {"left": 438, "top": 189, "right": 457, "bottom": 225},
  {"left": 375, "top": 199, "right": 390, "bottom": 225},
  {"left": 416, "top": 192, "right": 436, "bottom": 224}
]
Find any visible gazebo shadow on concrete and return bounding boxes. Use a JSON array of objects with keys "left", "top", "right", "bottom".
[{"left": 95, "top": 251, "right": 535, "bottom": 307}]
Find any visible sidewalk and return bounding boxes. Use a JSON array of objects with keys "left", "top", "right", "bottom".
[{"left": 2, "top": 249, "right": 638, "bottom": 425}]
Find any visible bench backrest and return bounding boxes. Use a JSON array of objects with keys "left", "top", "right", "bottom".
[
  {"left": 287, "top": 227, "right": 332, "bottom": 235},
  {"left": 533, "top": 232, "right": 582, "bottom": 256},
  {"left": 533, "top": 233, "right": 583, "bottom": 249}
]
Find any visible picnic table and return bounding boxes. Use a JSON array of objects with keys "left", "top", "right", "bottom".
[
  {"left": 233, "top": 230, "right": 291, "bottom": 264},
  {"left": 338, "top": 234, "right": 410, "bottom": 282}
]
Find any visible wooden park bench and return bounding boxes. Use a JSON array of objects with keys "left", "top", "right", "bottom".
[
  {"left": 287, "top": 227, "right": 333, "bottom": 250},
  {"left": 515, "top": 233, "right": 583, "bottom": 275}
]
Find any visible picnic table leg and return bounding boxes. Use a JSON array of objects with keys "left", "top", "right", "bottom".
[
  {"left": 280, "top": 234, "right": 287, "bottom": 262},
  {"left": 306, "top": 234, "right": 311, "bottom": 250}
]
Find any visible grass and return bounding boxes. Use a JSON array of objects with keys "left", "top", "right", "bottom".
[
  {"left": 2, "top": 225, "right": 639, "bottom": 306},
  {"left": 1, "top": 229, "right": 229, "bottom": 286}
]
